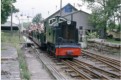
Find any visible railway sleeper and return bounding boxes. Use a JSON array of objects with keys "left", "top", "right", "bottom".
[
  {"left": 99, "top": 65, "right": 108, "bottom": 68},
  {"left": 56, "top": 63, "right": 65, "bottom": 65},
  {"left": 65, "top": 69, "right": 74, "bottom": 73},
  {"left": 70, "top": 73, "right": 81, "bottom": 77},
  {"left": 94, "top": 62, "right": 103, "bottom": 65},
  {"left": 60, "top": 66, "right": 69, "bottom": 69}
]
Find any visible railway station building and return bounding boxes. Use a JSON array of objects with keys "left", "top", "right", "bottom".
[
  {"left": 1, "top": 21, "right": 19, "bottom": 31},
  {"left": 45, "top": 3, "right": 94, "bottom": 41}
]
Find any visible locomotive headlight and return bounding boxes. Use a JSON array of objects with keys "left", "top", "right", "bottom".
[{"left": 67, "top": 21, "right": 71, "bottom": 25}]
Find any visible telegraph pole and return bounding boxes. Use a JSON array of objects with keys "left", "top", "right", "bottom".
[
  {"left": 15, "top": 15, "right": 21, "bottom": 41},
  {"left": 60, "top": 0, "right": 62, "bottom": 16},
  {"left": 11, "top": 2, "right": 13, "bottom": 35}
]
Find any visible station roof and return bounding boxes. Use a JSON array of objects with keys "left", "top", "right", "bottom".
[{"left": 1, "top": 21, "right": 18, "bottom": 27}]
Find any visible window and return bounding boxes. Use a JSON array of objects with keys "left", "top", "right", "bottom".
[
  {"left": 64, "top": 5, "right": 72, "bottom": 13},
  {"left": 49, "top": 18, "right": 56, "bottom": 24},
  {"left": 59, "top": 18, "right": 66, "bottom": 23},
  {"left": 79, "top": 26, "right": 83, "bottom": 30}
]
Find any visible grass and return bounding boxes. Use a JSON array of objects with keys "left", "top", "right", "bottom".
[
  {"left": 1, "top": 30, "right": 30, "bottom": 80},
  {"left": 18, "top": 49, "right": 30, "bottom": 80},
  {"left": 1, "top": 48, "right": 7, "bottom": 50}
]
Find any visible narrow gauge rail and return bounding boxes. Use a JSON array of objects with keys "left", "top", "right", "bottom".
[
  {"left": 31, "top": 44, "right": 93, "bottom": 80},
  {"left": 62, "top": 60, "right": 110, "bottom": 80},
  {"left": 31, "top": 45, "right": 66, "bottom": 80},
  {"left": 24, "top": 34, "right": 121, "bottom": 79},
  {"left": 32, "top": 45, "right": 120, "bottom": 79},
  {"left": 82, "top": 50, "right": 121, "bottom": 66},
  {"left": 73, "top": 59, "right": 121, "bottom": 79},
  {"left": 82, "top": 50, "right": 121, "bottom": 71}
]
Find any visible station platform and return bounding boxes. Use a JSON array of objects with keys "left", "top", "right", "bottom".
[
  {"left": 1, "top": 43, "right": 18, "bottom": 60},
  {"left": 1, "top": 43, "right": 21, "bottom": 80}
]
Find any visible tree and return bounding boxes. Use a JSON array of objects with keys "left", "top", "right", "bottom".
[
  {"left": 82, "top": 0, "right": 121, "bottom": 38},
  {"left": 1, "top": 0, "right": 19, "bottom": 24},
  {"left": 32, "top": 13, "right": 43, "bottom": 24}
]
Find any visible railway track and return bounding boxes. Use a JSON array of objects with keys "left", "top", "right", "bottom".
[
  {"left": 61, "top": 58, "right": 121, "bottom": 79},
  {"left": 47, "top": 53, "right": 121, "bottom": 79},
  {"left": 24, "top": 34, "right": 121, "bottom": 80},
  {"left": 74, "top": 59, "right": 120, "bottom": 79},
  {"left": 31, "top": 45, "right": 66, "bottom": 80},
  {"left": 82, "top": 50, "right": 121, "bottom": 66},
  {"left": 62, "top": 60, "right": 110, "bottom": 80},
  {"left": 82, "top": 50, "right": 121, "bottom": 71}
]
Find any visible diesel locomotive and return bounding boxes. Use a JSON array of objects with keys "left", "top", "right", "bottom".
[{"left": 29, "top": 16, "right": 81, "bottom": 59}]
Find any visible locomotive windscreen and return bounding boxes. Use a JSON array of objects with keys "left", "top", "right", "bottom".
[{"left": 59, "top": 21, "right": 77, "bottom": 43}]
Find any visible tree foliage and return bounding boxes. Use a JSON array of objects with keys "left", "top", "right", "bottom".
[
  {"left": 1, "top": 0, "right": 19, "bottom": 24},
  {"left": 32, "top": 13, "right": 43, "bottom": 24},
  {"left": 82, "top": 0, "right": 121, "bottom": 38}
]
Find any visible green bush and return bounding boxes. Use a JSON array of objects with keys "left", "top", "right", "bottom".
[{"left": 87, "top": 32, "right": 99, "bottom": 39}]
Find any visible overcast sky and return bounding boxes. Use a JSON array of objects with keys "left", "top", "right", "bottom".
[{"left": 8, "top": 0, "right": 91, "bottom": 24}]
